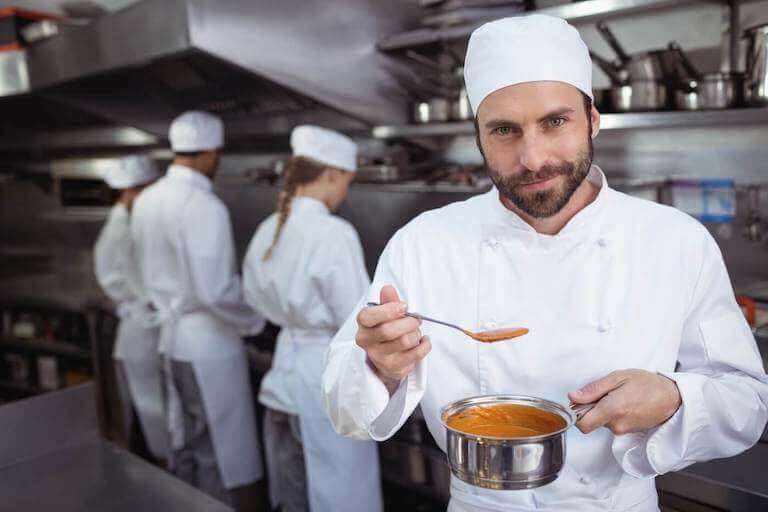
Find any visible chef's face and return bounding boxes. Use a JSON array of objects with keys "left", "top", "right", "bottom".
[{"left": 475, "top": 81, "right": 599, "bottom": 218}]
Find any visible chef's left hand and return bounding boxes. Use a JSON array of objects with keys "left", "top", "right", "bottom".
[{"left": 568, "top": 369, "right": 682, "bottom": 435}]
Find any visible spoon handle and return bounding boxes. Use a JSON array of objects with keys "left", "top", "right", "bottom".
[{"left": 365, "top": 302, "right": 466, "bottom": 334}]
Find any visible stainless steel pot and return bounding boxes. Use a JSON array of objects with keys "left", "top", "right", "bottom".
[
  {"left": 441, "top": 395, "right": 584, "bottom": 490},
  {"left": 413, "top": 97, "right": 451, "bottom": 123},
  {"left": 675, "top": 72, "right": 745, "bottom": 110},
  {"left": 670, "top": 42, "right": 745, "bottom": 110},
  {"left": 596, "top": 21, "right": 683, "bottom": 84},
  {"left": 590, "top": 51, "right": 668, "bottom": 112},
  {"left": 449, "top": 66, "right": 472, "bottom": 121},
  {"left": 611, "top": 80, "right": 667, "bottom": 112},
  {"left": 744, "top": 23, "right": 768, "bottom": 106},
  {"left": 451, "top": 86, "right": 471, "bottom": 121}
]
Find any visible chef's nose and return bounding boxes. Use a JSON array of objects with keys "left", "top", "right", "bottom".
[{"left": 519, "top": 133, "right": 548, "bottom": 172}]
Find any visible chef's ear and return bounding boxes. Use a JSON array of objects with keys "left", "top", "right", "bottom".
[
  {"left": 590, "top": 105, "right": 600, "bottom": 139},
  {"left": 325, "top": 167, "right": 340, "bottom": 183}
]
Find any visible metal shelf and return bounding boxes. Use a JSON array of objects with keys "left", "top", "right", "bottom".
[
  {"left": 0, "top": 337, "right": 91, "bottom": 363},
  {"left": 372, "top": 108, "right": 768, "bottom": 139},
  {"left": 378, "top": 0, "right": 731, "bottom": 51}
]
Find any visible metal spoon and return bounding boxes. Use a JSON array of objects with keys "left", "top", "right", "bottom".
[{"left": 366, "top": 302, "right": 529, "bottom": 343}]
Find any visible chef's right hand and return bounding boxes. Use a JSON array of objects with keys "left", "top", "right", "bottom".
[{"left": 356, "top": 285, "right": 431, "bottom": 395}]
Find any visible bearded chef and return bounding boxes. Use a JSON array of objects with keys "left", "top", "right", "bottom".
[
  {"left": 95, "top": 155, "right": 167, "bottom": 462},
  {"left": 131, "top": 111, "right": 266, "bottom": 509},
  {"left": 323, "top": 14, "right": 768, "bottom": 512}
]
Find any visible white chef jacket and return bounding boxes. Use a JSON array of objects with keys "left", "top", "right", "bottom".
[
  {"left": 323, "top": 166, "right": 768, "bottom": 511},
  {"left": 94, "top": 204, "right": 146, "bottom": 319},
  {"left": 131, "top": 164, "right": 262, "bottom": 359},
  {"left": 243, "top": 196, "right": 370, "bottom": 413}
]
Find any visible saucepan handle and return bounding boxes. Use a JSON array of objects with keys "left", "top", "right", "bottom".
[{"left": 570, "top": 402, "right": 597, "bottom": 420}]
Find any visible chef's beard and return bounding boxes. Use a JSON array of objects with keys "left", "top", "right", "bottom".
[{"left": 485, "top": 136, "right": 593, "bottom": 219}]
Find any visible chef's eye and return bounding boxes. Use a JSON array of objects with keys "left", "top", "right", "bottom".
[
  {"left": 492, "top": 126, "right": 515, "bottom": 136},
  {"left": 547, "top": 117, "right": 567, "bottom": 129}
]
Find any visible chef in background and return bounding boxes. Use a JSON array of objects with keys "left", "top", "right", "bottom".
[
  {"left": 94, "top": 154, "right": 167, "bottom": 463},
  {"left": 243, "top": 125, "right": 383, "bottom": 512},
  {"left": 131, "top": 111, "right": 267, "bottom": 511}
]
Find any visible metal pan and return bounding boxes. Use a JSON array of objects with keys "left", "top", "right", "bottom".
[
  {"left": 441, "top": 394, "right": 592, "bottom": 490},
  {"left": 596, "top": 21, "right": 682, "bottom": 84},
  {"left": 670, "top": 42, "right": 745, "bottom": 110},
  {"left": 611, "top": 80, "right": 668, "bottom": 112}
]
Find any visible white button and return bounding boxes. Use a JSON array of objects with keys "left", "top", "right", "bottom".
[
  {"left": 597, "top": 321, "right": 612, "bottom": 333},
  {"left": 486, "top": 237, "right": 499, "bottom": 249},
  {"left": 483, "top": 321, "right": 497, "bottom": 330},
  {"left": 579, "top": 476, "right": 591, "bottom": 485},
  {"left": 597, "top": 237, "right": 607, "bottom": 248}
]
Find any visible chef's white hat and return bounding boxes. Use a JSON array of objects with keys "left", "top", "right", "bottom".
[
  {"left": 464, "top": 14, "right": 593, "bottom": 115},
  {"left": 290, "top": 125, "right": 357, "bottom": 172},
  {"left": 103, "top": 154, "right": 159, "bottom": 190},
  {"left": 169, "top": 110, "right": 224, "bottom": 152}
]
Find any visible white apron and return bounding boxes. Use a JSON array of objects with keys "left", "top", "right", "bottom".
[
  {"left": 112, "top": 306, "right": 168, "bottom": 460},
  {"left": 281, "top": 327, "right": 382, "bottom": 512}
]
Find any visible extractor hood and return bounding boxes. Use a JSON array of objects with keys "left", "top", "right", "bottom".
[{"left": 2, "top": 0, "right": 418, "bottom": 148}]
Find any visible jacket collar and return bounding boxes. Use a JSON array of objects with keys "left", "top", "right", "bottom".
[
  {"left": 484, "top": 165, "right": 612, "bottom": 238},
  {"left": 292, "top": 196, "right": 330, "bottom": 216},
  {"left": 167, "top": 164, "right": 213, "bottom": 192}
]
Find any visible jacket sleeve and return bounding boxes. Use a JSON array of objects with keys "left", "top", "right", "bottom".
[
  {"left": 613, "top": 229, "right": 768, "bottom": 477},
  {"left": 94, "top": 210, "right": 136, "bottom": 309},
  {"left": 181, "top": 198, "right": 265, "bottom": 332},
  {"left": 322, "top": 228, "right": 428, "bottom": 441}
]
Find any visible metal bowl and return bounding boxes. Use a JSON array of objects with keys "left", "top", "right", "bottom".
[{"left": 440, "top": 395, "right": 575, "bottom": 490}]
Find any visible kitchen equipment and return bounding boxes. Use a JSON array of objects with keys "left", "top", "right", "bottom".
[
  {"left": 743, "top": 186, "right": 763, "bottom": 243},
  {"left": 744, "top": 23, "right": 768, "bottom": 106},
  {"left": 354, "top": 164, "right": 429, "bottom": 183},
  {"left": 595, "top": 21, "right": 682, "bottom": 85},
  {"left": 392, "top": 62, "right": 455, "bottom": 124},
  {"left": 674, "top": 72, "right": 745, "bottom": 110},
  {"left": 441, "top": 395, "right": 592, "bottom": 490},
  {"left": 0, "top": 7, "right": 59, "bottom": 50},
  {"left": 414, "top": 97, "right": 451, "bottom": 123},
  {"left": 670, "top": 42, "right": 745, "bottom": 110},
  {"left": 590, "top": 51, "right": 667, "bottom": 112},
  {"left": 451, "top": 67, "right": 472, "bottom": 121},
  {"left": 610, "top": 80, "right": 667, "bottom": 112},
  {"left": 365, "top": 302, "right": 529, "bottom": 342},
  {"left": 592, "top": 88, "right": 611, "bottom": 112}
]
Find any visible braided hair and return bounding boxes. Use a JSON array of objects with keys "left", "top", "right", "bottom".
[{"left": 262, "top": 156, "right": 327, "bottom": 261}]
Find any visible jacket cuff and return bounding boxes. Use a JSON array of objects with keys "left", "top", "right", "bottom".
[{"left": 613, "top": 372, "right": 709, "bottom": 477}]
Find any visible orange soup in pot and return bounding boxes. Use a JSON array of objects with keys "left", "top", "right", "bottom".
[{"left": 445, "top": 403, "right": 567, "bottom": 438}]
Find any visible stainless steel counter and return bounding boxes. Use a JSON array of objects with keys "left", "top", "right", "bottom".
[
  {"left": 0, "top": 384, "right": 232, "bottom": 512},
  {"left": 0, "top": 440, "right": 232, "bottom": 512}
]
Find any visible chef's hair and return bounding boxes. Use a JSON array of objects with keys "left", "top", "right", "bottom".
[{"left": 262, "top": 155, "right": 327, "bottom": 261}]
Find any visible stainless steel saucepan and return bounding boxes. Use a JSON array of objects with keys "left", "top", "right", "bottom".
[
  {"left": 744, "top": 23, "right": 768, "bottom": 106},
  {"left": 670, "top": 42, "right": 745, "bottom": 110},
  {"left": 590, "top": 50, "right": 667, "bottom": 112},
  {"left": 441, "top": 395, "right": 593, "bottom": 490}
]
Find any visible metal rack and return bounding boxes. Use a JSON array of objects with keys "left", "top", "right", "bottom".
[
  {"left": 378, "top": 0, "right": 755, "bottom": 51},
  {"left": 372, "top": 107, "right": 768, "bottom": 140}
]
